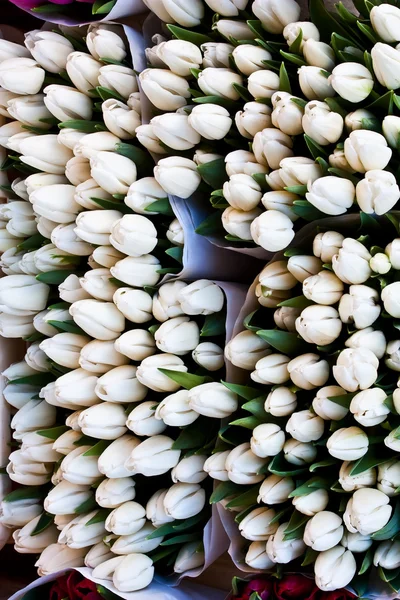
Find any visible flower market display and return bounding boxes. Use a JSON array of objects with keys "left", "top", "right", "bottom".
[{"left": 3, "top": 0, "right": 400, "bottom": 598}]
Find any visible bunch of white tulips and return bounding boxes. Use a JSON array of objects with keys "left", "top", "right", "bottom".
[{"left": 137, "top": 0, "right": 400, "bottom": 255}]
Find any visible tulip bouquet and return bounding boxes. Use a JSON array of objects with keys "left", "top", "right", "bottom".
[
  {"left": 202, "top": 215, "right": 400, "bottom": 595},
  {"left": 136, "top": 0, "right": 400, "bottom": 258}
]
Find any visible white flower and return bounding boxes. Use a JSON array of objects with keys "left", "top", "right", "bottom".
[
  {"left": 86, "top": 24, "right": 126, "bottom": 62},
  {"left": 293, "top": 489, "right": 329, "bottom": 516},
  {"left": 225, "top": 443, "right": 266, "bottom": 484},
  {"left": 338, "top": 285, "right": 381, "bottom": 330},
  {"left": 188, "top": 104, "right": 232, "bottom": 140},
  {"left": 286, "top": 409, "right": 325, "bottom": 442},
  {"left": 295, "top": 304, "right": 341, "bottom": 346},
  {"left": 239, "top": 507, "right": 278, "bottom": 541},
  {"left": 223, "top": 174, "right": 262, "bottom": 211},
  {"left": 225, "top": 329, "right": 270, "bottom": 370},
  {"left": 306, "top": 176, "right": 355, "bottom": 215},
  {"left": 332, "top": 238, "right": 372, "bottom": 285},
  {"left": 372, "top": 43, "right": 400, "bottom": 90},
  {"left": 154, "top": 156, "right": 200, "bottom": 199},
  {"left": 371, "top": 4, "right": 400, "bottom": 42},
  {"left": 251, "top": 423, "right": 285, "bottom": 457},
  {"left": 266, "top": 522, "right": 306, "bottom": 563},
  {"left": 253, "top": 127, "right": 293, "bottom": 170},
  {"left": 251, "top": 354, "right": 290, "bottom": 385},
  {"left": 345, "top": 328, "right": 386, "bottom": 359},
  {"left": 271, "top": 92, "right": 303, "bottom": 136},
  {"left": 329, "top": 63, "right": 374, "bottom": 103},
  {"left": 314, "top": 546, "right": 357, "bottom": 592},
  {"left": 265, "top": 386, "right": 297, "bottom": 417},
  {"left": 344, "top": 488, "right": 392, "bottom": 535},
  {"left": 333, "top": 348, "right": 379, "bottom": 392},
  {"left": 251, "top": 210, "right": 295, "bottom": 252},
  {"left": 252, "top": 0, "right": 301, "bottom": 34},
  {"left": 356, "top": 170, "right": 400, "bottom": 215},
  {"left": 304, "top": 511, "right": 343, "bottom": 551},
  {"left": 382, "top": 281, "right": 400, "bottom": 317},
  {"left": 284, "top": 439, "right": 317, "bottom": 465},
  {"left": 198, "top": 68, "right": 243, "bottom": 100},
  {"left": 288, "top": 354, "right": 329, "bottom": 390},
  {"left": 345, "top": 130, "right": 392, "bottom": 173},
  {"left": 0, "top": 58, "right": 45, "bottom": 95},
  {"left": 298, "top": 65, "right": 335, "bottom": 100},
  {"left": 247, "top": 69, "right": 280, "bottom": 99},
  {"left": 327, "top": 427, "right": 369, "bottom": 460},
  {"left": 312, "top": 385, "right": 348, "bottom": 421},
  {"left": 303, "top": 39, "right": 335, "bottom": 70},
  {"left": 302, "top": 101, "right": 343, "bottom": 145}
]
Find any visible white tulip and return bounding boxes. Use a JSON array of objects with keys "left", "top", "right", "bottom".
[
  {"left": 345, "top": 130, "right": 392, "bottom": 174},
  {"left": 356, "top": 169, "right": 400, "bottom": 215},
  {"left": 13, "top": 515, "right": 58, "bottom": 553},
  {"left": 270, "top": 524, "right": 310, "bottom": 563},
  {"left": 286, "top": 410, "right": 325, "bottom": 444},
  {"left": 214, "top": 19, "right": 257, "bottom": 40},
  {"left": 0, "top": 313, "right": 35, "bottom": 338},
  {"left": 346, "top": 328, "right": 386, "bottom": 360},
  {"left": 44, "top": 481, "right": 92, "bottom": 515},
  {"left": 74, "top": 210, "right": 122, "bottom": 246},
  {"left": 327, "top": 427, "right": 369, "bottom": 461},
  {"left": 102, "top": 99, "right": 140, "bottom": 139},
  {"left": 370, "top": 252, "right": 391, "bottom": 275},
  {"left": 174, "top": 541, "right": 205, "bottom": 573},
  {"left": 304, "top": 511, "right": 344, "bottom": 551},
  {"left": 198, "top": 67, "right": 243, "bottom": 101},
  {"left": 298, "top": 65, "right": 335, "bottom": 100},
  {"left": 146, "top": 489, "right": 174, "bottom": 527},
  {"left": 225, "top": 330, "right": 270, "bottom": 371},
  {"left": 248, "top": 69, "right": 280, "bottom": 100},
  {"left": 35, "top": 543, "right": 86, "bottom": 576},
  {"left": 293, "top": 489, "right": 329, "bottom": 516},
  {"left": 43, "top": 85, "right": 92, "bottom": 124},
  {"left": 258, "top": 474, "right": 295, "bottom": 505},
  {"left": 52, "top": 430, "right": 83, "bottom": 456},
  {"left": 264, "top": 386, "right": 297, "bottom": 417},
  {"left": 126, "top": 402, "right": 166, "bottom": 437},
  {"left": 136, "top": 124, "right": 167, "bottom": 154},
  {"left": 201, "top": 41, "right": 233, "bottom": 69},
  {"left": 232, "top": 44, "right": 271, "bottom": 77},
  {"left": 314, "top": 546, "right": 357, "bottom": 592},
  {"left": 125, "top": 435, "right": 181, "bottom": 476},
  {"left": 60, "top": 445, "right": 102, "bottom": 485},
  {"left": 372, "top": 42, "right": 400, "bottom": 90},
  {"left": 279, "top": 156, "right": 322, "bottom": 188},
  {"left": 302, "top": 101, "right": 343, "bottom": 146},
  {"left": 152, "top": 281, "right": 186, "bottom": 322},
  {"left": 113, "top": 553, "right": 154, "bottom": 593},
  {"left": 370, "top": 4, "right": 400, "bottom": 42},
  {"left": 86, "top": 24, "right": 127, "bottom": 62},
  {"left": 341, "top": 530, "right": 373, "bottom": 553},
  {"left": 171, "top": 455, "right": 207, "bottom": 484},
  {"left": 223, "top": 174, "right": 262, "bottom": 212},
  {"left": 192, "top": 342, "right": 224, "bottom": 371},
  {"left": 0, "top": 496, "right": 42, "bottom": 528},
  {"left": 288, "top": 354, "right": 329, "bottom": 391},
  {"left": 113, "top": 288, "right": 153, "bottom": 324},
  {"left": 156, "top": 39, "right": 201, "bottom": 77},
  {"left": 303, "top": 39, "right": 335, "bottom": 70},
  {"left": 178, "top": 280, "right": 224, "bottom": 315},
  {"left": 225, "top": 149, "right": 267, "bottom": 177},
  {"left": 19, "top": 135, "right": 73, "bottom": 175},
  {"left": 344, "top": 488, "right": 392, "bottom": 535},
  {"left": 80, "top": 339, "right": 128, "bottom": 374},
  {"left": 382, "top": 281, "right": 400, "bottom": 317},
  {"left": 377, "top": 460, "right": 400, "bottom": 496},
  {"left": 7, "top": 449, "right": 52, "bottom": 485},
  {"left": 114, "top": 329, "right": 156, "bottom": 361},
  {"left": 7, "top": 94, "right": 51, "bottom": 129},
  {"left": 287, "top": 255, "right": 323, "bottom": 284},
  {"left": 226, "top": 443, "right": 266, "bottom": 484},
  {"left": 296, "top": 305, "right": 342, "bottom": 346},
  {"left": 350, "top": 388, "right": 389, "bottom": 427},
  {"left": 105, "top": 501, "right": 146, "bottom": 536},
  {"left": 339, "top": 285, "right": 381, "bottom": 330},
  {"left": 188, "top": 382, "right": 238, "bottom": 418},
  {"left": 59, "top": 510, "right": 107, "bottom": 548},
  {"left": 110, "top": 215, "right": 157, "bottom": 258},
  {"left": 284, "top": 439, "right": 317, "bottom": 465},
  {"left": 111, "top": 523, "right": 163, "bottom": 555},
  {"left": 164, "top": 483, "right": 206, "bottom": 519},
  {"left": 236, "top": 101, "right": 272, "bottom": 139},
  {"left": 11, "top": 398, "right": 56, "bottom": 437},
  {"left": 250, "top": 423, "right": 285, "bottom": 458},
  {"left": 252, "top": 0, "right": 300, "bottom": 33},
  {"left": 70, "top": 299, "right": 125, "bottom": 340},
  {"left": 90, "top": 151, "right": 137, "bottom": 195},
  {"left": 92, "top": 245, "right": 124, "bottom": 269},
  {"left": 312, "top": 385, "right": 348, "bottom": 421},
  {"left": 66, "top": 51, "right": 102, "bottom": 97},
  {"left": 332, "top": 238, "right": 372, "bottom": 285},
  {"left": 306, "top": 175, "right": 355, "bottom": 216},
  {"left": 54, "top": 368, "right": 98, "bottom": 408},
  {"left": 59, "top": 274, "right": 91, "bottom": 303},
  {"left": 239, "top": 506, "right": 278, "bottom": 541},
  {"left": 252, "top": 353, "right": 290, "bottom": 385},
  {"left": 374, "top": 540, "right": 400, "bottom": 570},
  {"left": 78, "top": 403, "right": 127, "bottom": 440},
  {"left": 254, "top": 128, "right": 294, "bottom": 170},
  {"left": 270, "top": 91, "right": 303, "bottom": 136},
  {"left": 188, "top": 103, "right": 232, "bottom": 141},
  {"left": 74, "top": 131, "right": 119, "bottom": 160},
  {"left": 111, "top": 255, "right": 161, "bottom": 288},
  {"left": 92, "top": 556, "right": 124, "bottom": 582},
  {"left": 251, "top": 210, "right": 295, "bottom": 252},
  {"left": 203, "top": 451, "right": 230, "bottom": 481},
  {"left": 0, "top": 39, "right": 30, "bottom": 62},
  {"left": 0, "top": 57, "right": 45, "bottom": 95},
  {"left": 139, "top": 68, "right": 189, "bottom": 111},
  {"left": 329, "top": 62, "right": 374, "bottom": 103},
  {"left": 333, "top": 347, "right": 379, "bottom": 392},
  {"left": 283, "top": 21, "right": 319, "bottom": 48},
  {"left": 154, "top": 316, "right": 199, "bottom": 356},
  {"left": 96, "top": 365, "right": 147, "bottom": 405},
  {"left": 155, "top": 389, "right": 199, "bottom": 427},
  {"left": 154, "top": 156, "right": 201, "bottom": 199},
  {"left": 125, "top": 177, "right": 166, "bottom": 215},
  {"left": 85, "top": 542, "right": 114, "bottom": 568},
  {"left": 65, "top": 410, "right": 84, "bottom": 431},
  {"left": 388, "top": 340, "right": 400, "bottom": 372},
  {"left": 3, "top": 383, "right": 38, "bottom": 410},
  {"left": 20, "top": 430, "right": 61, "bottom": 463},
  {"left": 98, "top": 435, "right": 140, "bottom": 479},
  {"left": 151, "top": 113, "right": 200, "bottom": 151},
  {"left": 65, "top": 156, "right": 90, "bottom": 187},
  {"left": 245, "top": 541, "right": 275, "bottom": 570},
  {"left": 79, "top": 269, "right": 118, "bottom": 302}
]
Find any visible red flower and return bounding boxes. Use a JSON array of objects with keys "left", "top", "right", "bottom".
[
  {"left": 274, "top": 575, "right": 320, "bottom": 600},
  {"left": 236, "top": 578, "right": 273, "bottom": 600},
  {"left": 50, "top": 573, "right": 103, "bottom": 600}
]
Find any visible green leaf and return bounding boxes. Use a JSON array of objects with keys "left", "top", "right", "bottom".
[
  {"left": 309, "top": 0, "right": 358, "bottom": 43},
  {"left": 96, "top": 586, "right": 121, "bottom": 600},
  {"left": 280, "top": 51, "right": 307, "bottom": 67},
  {"left": 58, "top": 120, "right": 104, "bottom": 133},
  {"left": 197, "top": 158, "right": 227, "bottom": 190},
  {"left": 268, "top": 452, "right": 308, "bottom": 477},
  {"left": 74, "top": 496, "right": 97, "bottom": 515},
  {"left": 366, "top": 90, "right": 394, "bottom": 114},
  {"left": 36, "top": 270, "right": 76, "bottom": 285},
  {"left": 195, "top": 212, "right": 224, "bottom": 236},
  {"left": 284, "top": 184, "right": 307, "bottom": 195},
  {"left": 304, "top": 134, "right": 329, "bottom": 160},
  {"left": 359, "top": 546, "right": 374, "bottom": 575},
  {"left": 210, "top": 481, "right": 243, "bottom": 504},
  {"left": 242, "top": 397, "right": 268, "bottom": 420},
  {"left": 158, "top": 369, "right": 207, "bottom": 390},
  {"left": 357, "top": 21, "right": 379, "bottom": 44},
  {"left": 372, "top": 500, "right": 400, "bottom": 540},
  {"left": 301, "top": 547, "right": 319, "bottom": 566},
  {"left": 90, "top": 197, "right": 131, "bottom": 213},
  {"left": 350, "top": 449, "right": 393, "bottom": 476},
  {"left": 145, "top": 198, "right": 174, "bottom": 216},
  {"left": 292, "top": 200, "right": 327, "bottom": 222},
  {"left": 31, "top": 512, "right": 54, "bottom": 537},
  {"left": 37, "top": 426, "right": 68, "bottom": 440},
  {"left": 309, "top": 458, "right": 338, "bottom": 472},
  {"left": 96, "top": 86, "right": 125, "bottom": 103},
  {"left": 278, "top": 296, "right": 314, "bottom": 309},
  {"left": 193, "top": 95, "right": 236, "bottom": 109},
  {"left": 289, "top": 29, "right": 303, "bottom": 54},
  {"left": 115, "top": 143, "right": 154, "bottom": 177},
  {"left": 92, "top": 0, "right": 116, "bottom": 13},
  {"left": 3, "top": 487, "right": 46, "bottom": 503},
  {"left": 47, "top": 302, "right": 70, "bottom": 310},
  {"left": 10, "top": 373, "right": 53, "bottom": 386},
  {"left": 165, "top": 246, "right": 183, "bottom": 264},
  {"left": 201, "top": 312, "right": 226, "bottom": 337},
  {"left": 289, "top": 477, "right": 332, "bottom": 498},
  {"left": 225, "top": 486, "right": 259, "bottom": 509},
  {"left": 336, "top": 1, "right": 359, "bottom": 23},
  {"left": 221, "top": 382, "right": 260, "bottom": 401},
  {"left": 246, "top": 20, "right": 265, "bottom": 38},
  {"left": 230, "top": 416, "right": 263, "bottom": 429},
  {"left": 161, "top": 532, "right": 200, "bottom": 546},
  {"left": 85, "top": 509, "right": 109, "bottom": 527},
  {"left": 327, "top": 392, "right": 357, "bottom": 408},
  {"left": 83, "top": 440, "right": 110, "bottom": 457},
  {"left": 283, "top": 510, "right": 309, "bottom": 541},
  {"left": 47, "top": 320, "right": 84, "bottom": 334},
  {"left": 167, "top": 24, "right": 213, "bottom": 46},
  {"left": 256, "top": 329, "right": 308, "bottom": 355},
  {"left": 279, "top": 62, "right": 292, "bottom": 94},
  {"left": 17, "top": 234, "right": 47, "bottom": 252},
  {"left": 233, "top": 83, "right": 252, "bottom": 102},
  {"left": 172, "top": 417, "right": 215, "bottom": 450}
]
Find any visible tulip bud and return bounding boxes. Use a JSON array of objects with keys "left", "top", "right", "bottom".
[
  {"left": 98, "top": 434, "right": 140, "bottom": 479},
  {"left": 349, "top": 388, "right": 389, "bottom": 428},
  {"left": 7, "top": 94, "right": 52, "bottom": 129},
  {"left": 112, "top": 289, "right": 152, "bottom": 325},
  {"left": 153, "top": 316, "right": 199, "bottom": 356},
  {"left": 0, "top": 39, "right": 30, "bottom": 62},
  {"left": 110, "top": 214, "right": 157, "bottom": 258},
  {"left": 111, "top": 255, "right": 161, "bottom": 288},
  {"left": 328, "top": 427, "right": 369, "bottom": 462},
  {"left": 112, "top": 522, "right": 163, "bottom": 555},
  {"left": 137, "top": 352, "right": 186, "bottom": 393},
  {"left": 231, "top": 45, "right": 270, "bottom": 78},
  {"left": 312, "top": 385, "right": 348, "bottom": 421},
  {"left": 304, "top": 511, "right": 344, "bottom": 552},
  {"left": 235, "top": 103, "right": 271, "bottom": 141},
  {"left": 215, "top": 19, "right": 257, "bottom": 39},
  {"left": 382, "top": 281, "right": 400, "bottom": 318},
  {"left": 86, "top": 24, "right": 126, "bottom": 62},
  {"left": 102, "top": 98, "right": 141, "bottom": 139},
  {"left": 386, "top": 238, "right": 400, "bottom": 269},
  {"left": 245, "top": 541, "right": 275, "bottom": 570},
  {"left": 204, "top": 0, "right": 247, "bottom": 16},
  {"left": 65, "top": 410, "right": 83, "bottom": 431},
  {"left": 333, "top": 239, "right": 373, "bottom": 285},
  {"left": 96, "top": 366, "right": 146, "bottom": 405},
  {"left": 171, "top": 455, "right": 207, "bottom": 484},
  {"left": 307, "top": 175, "right": 355, "bottom": 216},
  {"left": 0, "top": 57, "right": 45, "bottom": 95},
  {"left": 178, "top": 280, "right": 223, "bottom": 316},
  {"left": 0, "top": 312, "right": 35, "bottom": 338},
  {"left": 79, "top": 339, "right": 128, "bottom": 374},
  {"left": 302, "top": 101, "right": 343, "bottom": 146},
  {"left": 386, "top": 339, "right": 400, "bottom": 372},
  {"left": 226, "top": 443, "right": 267, "bottom": 484},
  {"left": 105, "top": 500, "right": 146, "bottom": 536},
  {"left": 225, "top": 330, "right": 270, "bottom": 371},
  {"left": 74, "top": 210, "right": 123, "bottom": 246},
  {"left": 293, "top": 488, "right": 329, "bottom": 516},
  {"left": 58, "top": 274, "right": 90, "bottom": 304},
  {"left": 329, "top": 62, "right": 374, "bottom": 103},
  {"left": 84, "top": 542, "right": 114, "bottom": 569},
  {"left": 191, "top": 342, "right": 223, "bottom": 372},
  {"left": 203, "top": 451, "right": 230, "bottom": 481},
  {"left": 198, "top": 67, "right": 243, "bottom": 101},
  {"left": 44, "top": 481, "right": 93, "bottom": 515},
  {"left": 288, "top": 354, "right": 329, "bottom": 391},
  {"left": 65, "top": 157, "right": 90, "bottom": 187},
  {"left": 372, "top": 42, "right": 400, "bottom": 90},
  {"left": 19, "top": 135, "right": 73, "bottom": 175},
  {"left": 273, "top": 307, "right": 300, "bottom": 333},
  {"left": 59, "top": 444, "right": 101, "bottom": 485},
  {"left": 70, "top": 299, "right": 125, "bottom": 341},
  {"left": 251, "top": 210, "right": 295, "bottom": 252},
  {"left": 283, "top": 20, "right": 320, "bottom": 47},
  {"left": 287, "top": 256, "right": 322, "bottom": 285},
  {"left": 51, "top": 430, "right": 82, "bottom": 456},
  {"left": 298, "top": 65, "right": 335, "bottom": 100},
  {"left": 373, "top": 540, "right": 400, "bottom": 572},
  {"left": 58, "top": 510, "right": 107, "bottom": 549},
  {"left": 44, "top": 84, "right": 93, "bottom": 125},
  {"left": 11, "top": 397, "right": 56, "bottom": 436},
  {"left": 155, "top": 389, "right": 199, "bottom": 427},
  {"left": 65, "top": 51, "right": 102, "bottom": 97},
  {"left": 146, "top": 489, "right": 175, "bottom": 527},
  {"left": 35, "top": 543, "right": 86, "bottom": 576},
  {"left": 0, "top": 494, "right": 42, "bottom": 528},
  {"left": 154, "top": 156, "right": 201, "bottom": 199},
  {"left": 3, "top": 382, "right": 38, "bottom": 410},
  {"left": 284, "top": 439, "right": 317, "bottom": 465},
  {"left": 345, "top": 130, "right": 392, "bottom": 174},
  {"left": 370, "top": 252, "right": 391, "bottom": 275},
  {"left": 269, "top": 523, "right": 306, "bottom": 565},
  {"left": 113, "top": 553, "right": 154, "bottom": 593},
  {"left": 314, "top": 546, "right": 357, "bottom": 592},
  {"left": 188, "top": 382, "right": 238, "bottom": 418},
  {"left": 125, "top": 435, "right": 181, "bottom": 476},
  {"left": 225, "top": 150, "right": 267, "bottom": 177},
  {"left": 344, "top": 487, "right": 392, "bottom": 535},
  {"left": 295, "top": 305, "right": 342, "bottom": 346},
  {"left": 20, "top": 430, "right": 61, "bottom": 463},
  {"left": 252, "top": 0, "right": 300, "bottom": 33},
  {"left": 90, "top": 151, "right": 137, "bottom": 196},
  {"left": 239, "top": 506, "right": 278, "bottom": 541},
  {"left": 247, "top": 70, "right": 280, "bottom": 100},
  {"left": 13, "top": 514, "right": 58, "bottom": 553},
  {"left": 151, "top": 113, "right": 200, "bottom": 151},
  {"left": 377, "top": 459, "right": 400, "bottom": 497},
  {"left": 139, "top": 68, "right": 189, "bottom": 111},
  {"left": 286, "top": 410, "right": 325, "bottom": 446},
  {"left": 338, "top": 285, "right": 381, "bottom": 332},
  {"left": 223, "top": 174, "right": 262, "bottom": 212},
  {"left": 270, "top": 91, "right": 303, "bottom": 136},
  {"left": 357, "top": 169, "right": 400, "bottom": 215},
  {"left": 124, "top": 178, "right": 165, "bottom": 216},
  {"left": 126, "top": 401, "right": 166, "bottom": 437},
  {"left": 250, "top": 423, "right": 285, "bottom": 458},
  {"left": 7, "top": 448, "right": 53, "bottom": 485},
  {"left": 172, "top": 541, "right": 204, "bottom": 574},
  {"left": 345, "top": 329, "right": 386, "bottom": 364},
  {"left": 254, "top": 128, "right": 294, "bottom": 170},
  {"left": 333, "top": 347, "right": 379, "bottom": 392},
  {"left": 78, "top": 403, "right": 127, "bottom": 440},
  {"left": 303, "top": 38, "right": 335, "bottom": 70},
  {"left": 258, "top": 474, "right": 294, "bottom": 505},
  {"left": 252, "top": 353, "right": 290, "bottom": 385},
  {"left": 92, "top": 555, "right": 125, "bottom": 582},
  {"left": 156, "top": 39, "right": 202, "bottom": 77},
  {"left": 187, "top": 103, "right": 232, "bottom": 141},
  {"left": 163, "top": 483, "right": 206, "bottom": 519}
]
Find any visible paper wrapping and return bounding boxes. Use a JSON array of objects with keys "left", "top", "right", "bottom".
[
  {"left": 216, "top": 214, "right": 400, "bottom": 599},
  {"left": 8, "top": 567, "right": 227, "bottom": 600}
]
